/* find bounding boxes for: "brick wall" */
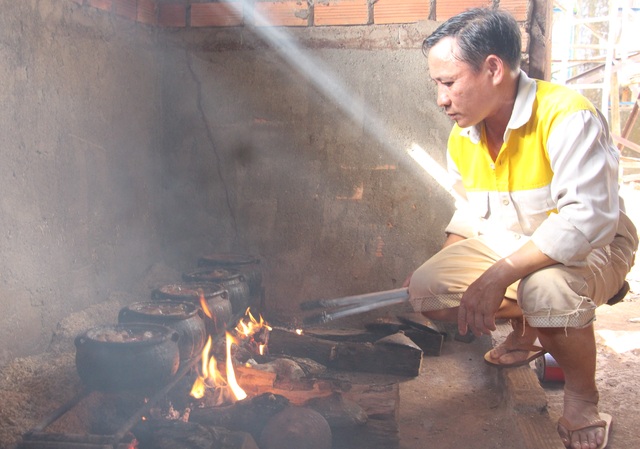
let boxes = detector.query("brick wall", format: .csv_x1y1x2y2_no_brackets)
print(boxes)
68,0,535,66
69,0,531,29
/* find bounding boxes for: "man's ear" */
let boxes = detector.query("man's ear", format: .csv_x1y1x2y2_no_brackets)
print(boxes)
485,55,504,84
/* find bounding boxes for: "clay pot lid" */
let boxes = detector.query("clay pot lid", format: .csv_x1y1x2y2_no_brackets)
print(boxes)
126,300,197,318
154,282,226,299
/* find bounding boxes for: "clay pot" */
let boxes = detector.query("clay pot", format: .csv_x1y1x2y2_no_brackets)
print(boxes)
75,323,180,392
197,253,262,299
118,300,207,362
151,283,233,335
182,268,250,315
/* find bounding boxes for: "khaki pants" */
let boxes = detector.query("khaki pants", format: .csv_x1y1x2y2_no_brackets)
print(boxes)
408,212,638,328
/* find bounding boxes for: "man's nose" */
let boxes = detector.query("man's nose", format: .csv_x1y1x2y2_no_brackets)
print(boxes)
437,88,450,108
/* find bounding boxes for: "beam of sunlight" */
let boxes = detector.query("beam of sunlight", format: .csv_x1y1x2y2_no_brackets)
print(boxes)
226,1,389,145
223,1,454,196
596,329,640,354
407,143,466,204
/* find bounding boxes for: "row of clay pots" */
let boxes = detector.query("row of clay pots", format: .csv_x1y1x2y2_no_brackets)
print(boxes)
75,253,262,393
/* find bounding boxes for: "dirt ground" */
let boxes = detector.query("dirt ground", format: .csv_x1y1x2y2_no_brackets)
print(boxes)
397,332,526,449
396,298,640,449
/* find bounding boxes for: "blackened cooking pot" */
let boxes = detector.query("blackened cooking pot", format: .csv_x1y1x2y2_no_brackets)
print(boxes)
197,253,262,299
182,268,250,315
151,282,233,336
75,323,180,392
118,300,207,362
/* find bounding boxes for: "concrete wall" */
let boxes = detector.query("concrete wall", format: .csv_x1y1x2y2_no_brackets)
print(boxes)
156,25,453,325
0,1,165,364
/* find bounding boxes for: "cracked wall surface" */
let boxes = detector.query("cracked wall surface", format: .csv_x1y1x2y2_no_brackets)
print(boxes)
0,1,165,363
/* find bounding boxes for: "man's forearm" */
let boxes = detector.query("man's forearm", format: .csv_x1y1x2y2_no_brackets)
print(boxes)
487,240,558,288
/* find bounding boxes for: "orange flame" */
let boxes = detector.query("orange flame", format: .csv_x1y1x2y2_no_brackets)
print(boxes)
190,308,270,404
198,289,218,334
236,308,272,355
225,332,247,401
190,337,227,399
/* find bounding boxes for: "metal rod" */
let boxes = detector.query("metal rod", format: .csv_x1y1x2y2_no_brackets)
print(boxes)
300,288,409,311
304,292,410,325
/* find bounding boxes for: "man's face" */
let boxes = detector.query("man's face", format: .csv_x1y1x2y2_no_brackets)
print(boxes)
427,37,494,128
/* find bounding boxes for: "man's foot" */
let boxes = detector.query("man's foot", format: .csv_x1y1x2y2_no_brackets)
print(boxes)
557,389,610,449
484,318,544,367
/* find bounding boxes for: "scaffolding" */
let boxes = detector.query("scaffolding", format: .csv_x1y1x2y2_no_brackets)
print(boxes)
551,0,640,180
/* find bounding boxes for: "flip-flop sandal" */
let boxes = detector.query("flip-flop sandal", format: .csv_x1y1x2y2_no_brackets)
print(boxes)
483,344,546,367
557,413,612,449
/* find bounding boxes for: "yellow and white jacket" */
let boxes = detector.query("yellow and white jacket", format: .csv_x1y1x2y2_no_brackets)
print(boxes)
446,71,623,266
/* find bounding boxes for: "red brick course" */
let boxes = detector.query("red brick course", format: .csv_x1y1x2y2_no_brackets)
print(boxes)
314,0,369,26
254,1,309,27
158,3,186,27
113,0,137,20
436,0,493,21
374,0,430,24
191,2,244,27
137,0,158,25
71,0,532,29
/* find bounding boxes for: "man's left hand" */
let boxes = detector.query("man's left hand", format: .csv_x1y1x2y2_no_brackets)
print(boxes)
458,273,507,337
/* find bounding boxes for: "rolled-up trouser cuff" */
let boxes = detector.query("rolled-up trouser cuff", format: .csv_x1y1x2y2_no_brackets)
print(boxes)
525,307,596,328
410,293,464,312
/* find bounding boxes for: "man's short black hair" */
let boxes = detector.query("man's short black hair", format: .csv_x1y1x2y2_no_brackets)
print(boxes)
423,8,522,72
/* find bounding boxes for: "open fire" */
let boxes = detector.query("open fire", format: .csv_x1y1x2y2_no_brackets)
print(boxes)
10,264,423,449
191,291,272,405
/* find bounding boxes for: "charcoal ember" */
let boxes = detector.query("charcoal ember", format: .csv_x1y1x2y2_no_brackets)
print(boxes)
259,406,332,449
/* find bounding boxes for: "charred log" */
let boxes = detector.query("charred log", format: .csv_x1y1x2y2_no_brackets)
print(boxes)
267,328,422,377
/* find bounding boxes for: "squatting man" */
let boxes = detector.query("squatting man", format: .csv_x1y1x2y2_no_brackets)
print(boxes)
404,8,638,449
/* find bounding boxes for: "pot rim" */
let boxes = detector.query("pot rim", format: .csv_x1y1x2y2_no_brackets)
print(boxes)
123,299,200,319
75,322,179,347
153,282,227,299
